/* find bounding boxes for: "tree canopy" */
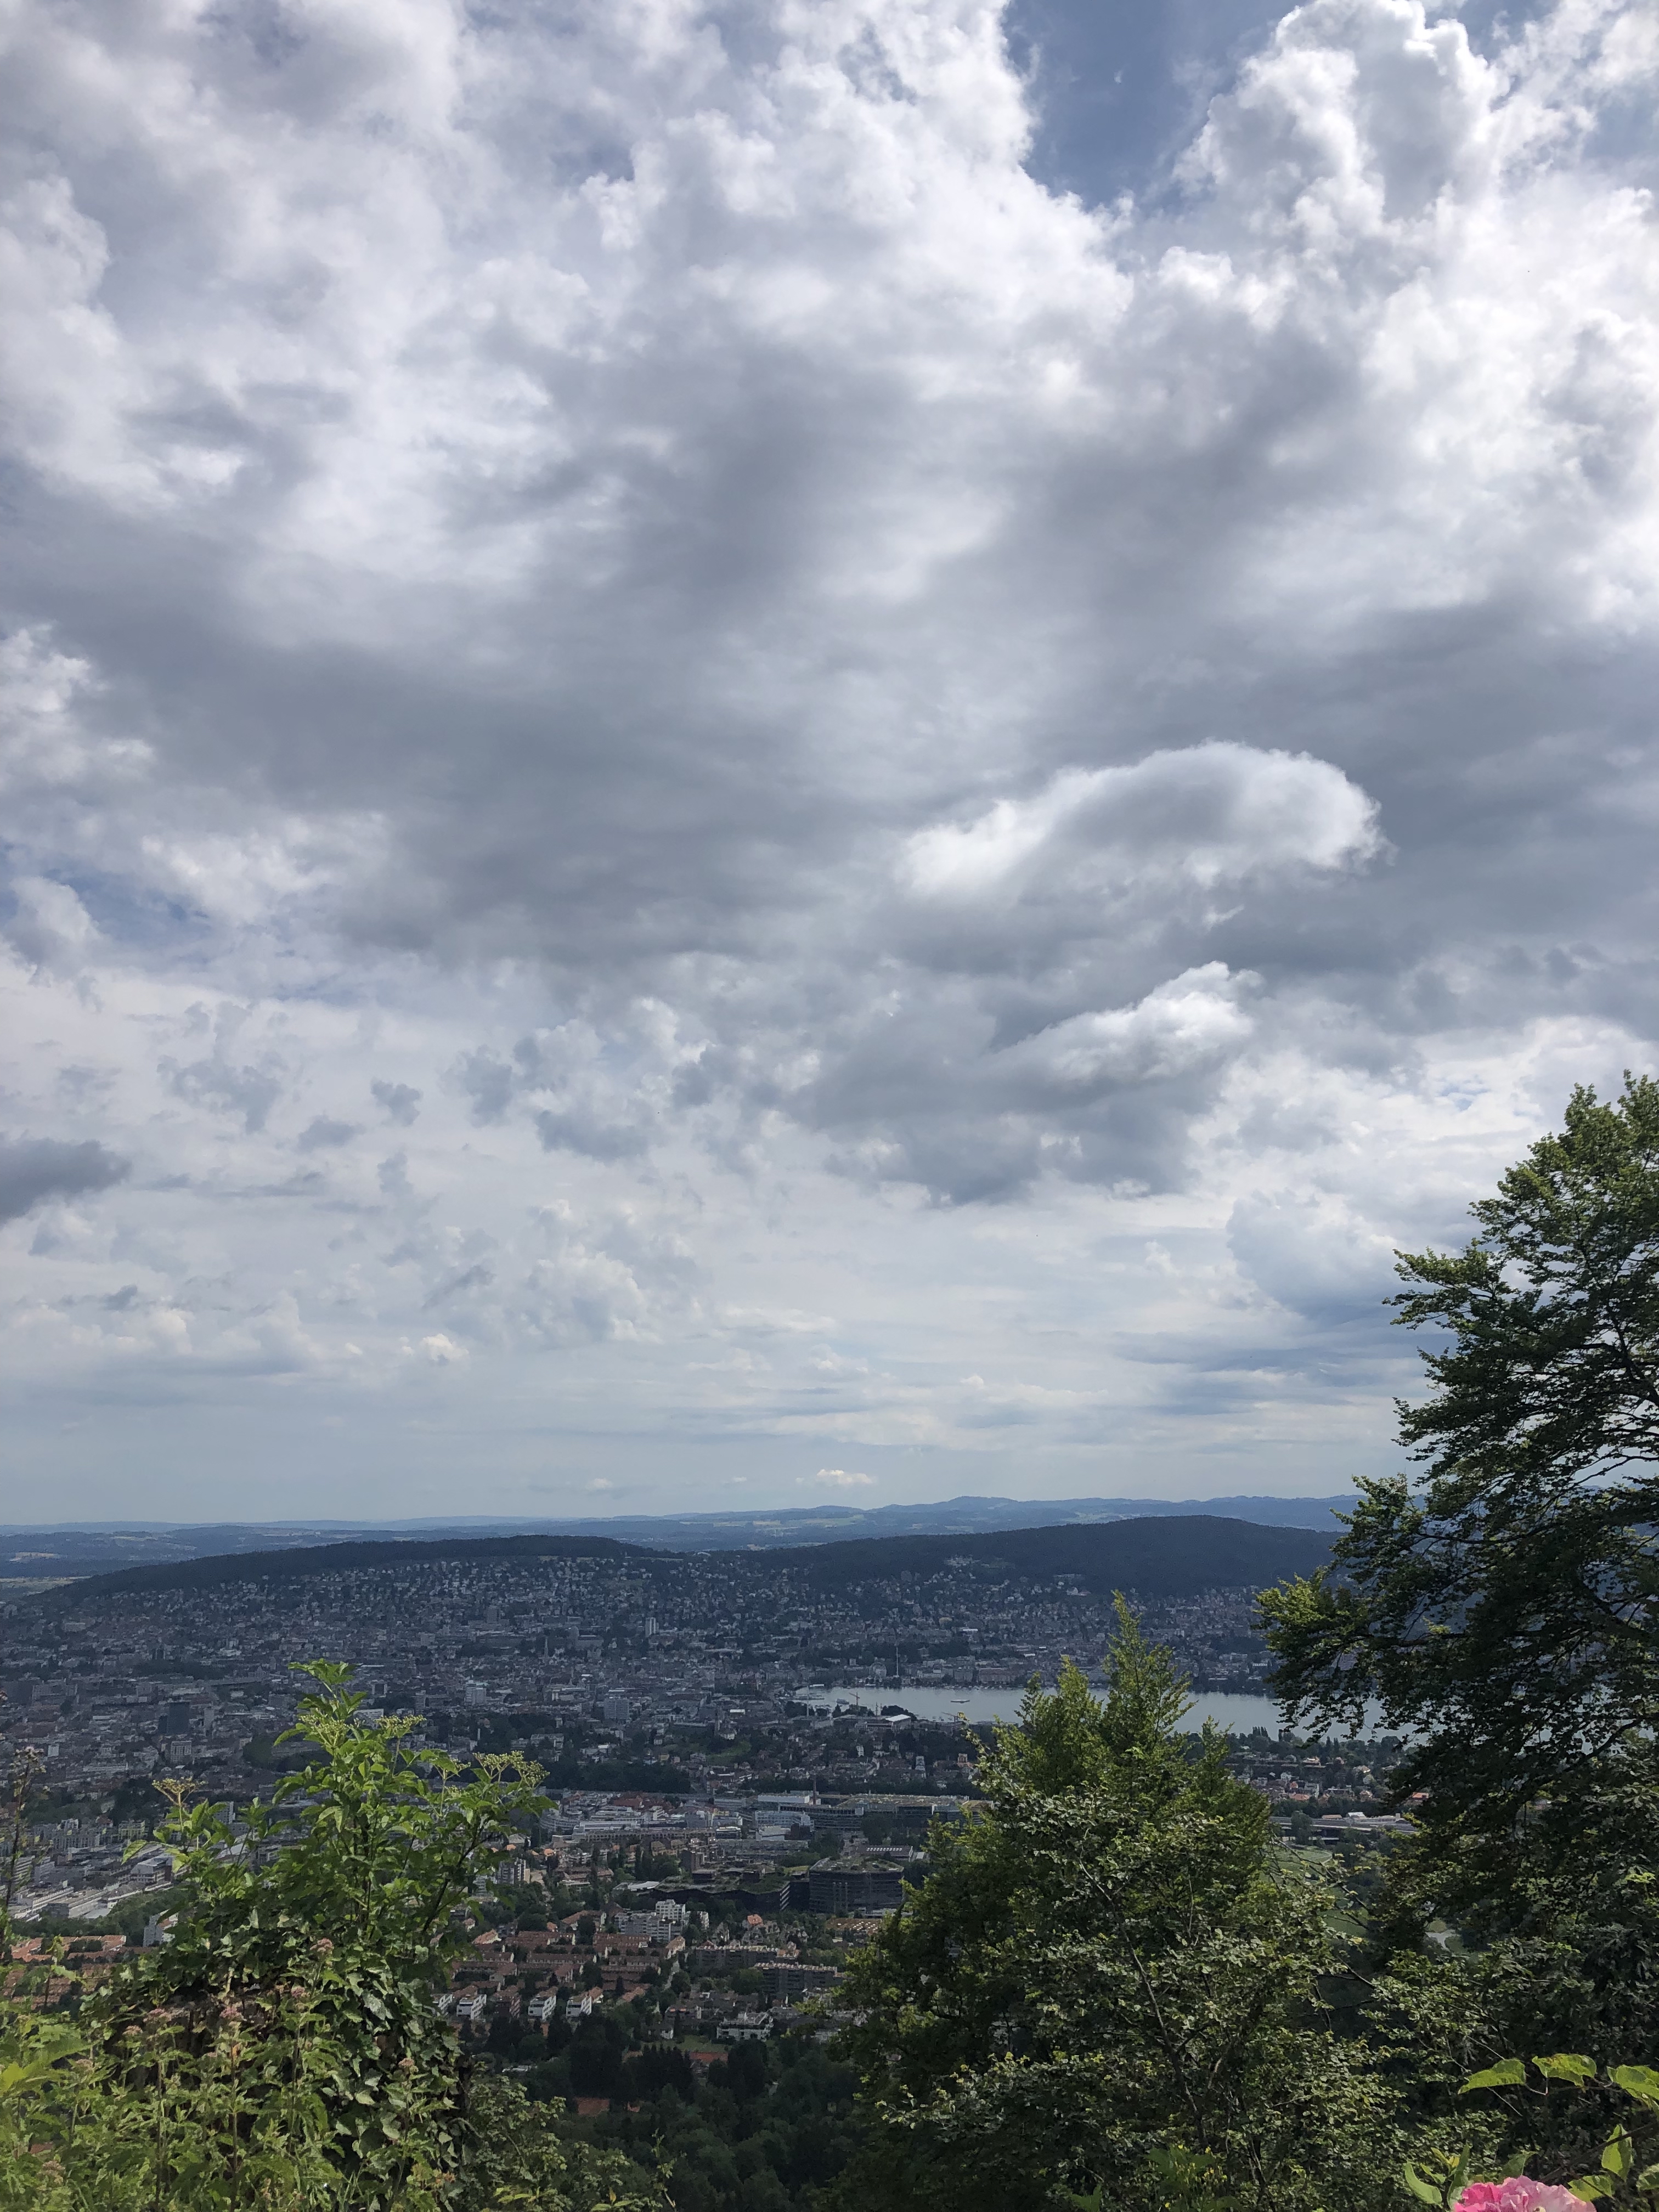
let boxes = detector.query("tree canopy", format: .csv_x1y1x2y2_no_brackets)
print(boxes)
838,1608,1403,2212
1262,1075,1659,2050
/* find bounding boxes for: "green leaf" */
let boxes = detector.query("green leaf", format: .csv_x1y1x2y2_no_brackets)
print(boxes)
1535,2055,1598,2086
1614,2069,1659,2108
1403,2162,1446,2204
1570,2178,1615,2202
1603,2129,1635,2177
1462,2060,1528,2093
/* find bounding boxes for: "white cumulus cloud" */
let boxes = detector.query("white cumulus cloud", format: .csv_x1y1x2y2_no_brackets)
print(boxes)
0,0,1655,1514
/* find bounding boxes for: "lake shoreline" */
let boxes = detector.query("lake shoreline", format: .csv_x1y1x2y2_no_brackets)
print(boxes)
796,1684,1396,1742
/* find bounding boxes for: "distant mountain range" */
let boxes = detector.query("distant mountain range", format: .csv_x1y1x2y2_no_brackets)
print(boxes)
506,1493,1356,1549
0,1491,1352,1583
32,1514,1331,1607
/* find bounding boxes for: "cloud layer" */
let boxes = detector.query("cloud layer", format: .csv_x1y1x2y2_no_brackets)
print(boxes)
2,0,1656,1517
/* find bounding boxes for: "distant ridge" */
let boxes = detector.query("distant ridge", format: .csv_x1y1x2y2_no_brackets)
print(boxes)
0,1491,1353,1581
759,1515,1332,1595
504,1492,1352,1549
32,1534,648,1606
29,1515,1329,1608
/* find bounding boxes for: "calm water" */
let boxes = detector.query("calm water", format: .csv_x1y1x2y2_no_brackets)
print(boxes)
808,1685,1391,1741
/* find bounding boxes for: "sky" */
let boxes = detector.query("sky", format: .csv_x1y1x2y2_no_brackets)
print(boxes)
2,0,1657,1525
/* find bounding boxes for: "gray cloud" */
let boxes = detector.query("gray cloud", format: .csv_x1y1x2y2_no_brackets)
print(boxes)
370,1080,421,1126
1227,1192,1400,1325
0,1137,128,1224
0,0,1655,1513
423,1261,495,1311
534,1109,650,1163
296,1116,360,1152
455,1051,515,1127
3,874,101,981
159,1010,286,1136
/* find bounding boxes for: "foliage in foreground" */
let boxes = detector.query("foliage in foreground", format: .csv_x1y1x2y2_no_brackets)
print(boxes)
836,1611,1424,2212
1414,2055,1659,2210
8,1075,1659,2212
0,1663,667,2211
1263,1076,1659,2082
569,2034,863,2212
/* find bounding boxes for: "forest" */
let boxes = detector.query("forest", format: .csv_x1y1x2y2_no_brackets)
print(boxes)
3,1077,1658,2211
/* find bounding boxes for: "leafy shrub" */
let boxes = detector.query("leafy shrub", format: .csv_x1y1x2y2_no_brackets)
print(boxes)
0,1663,668,2212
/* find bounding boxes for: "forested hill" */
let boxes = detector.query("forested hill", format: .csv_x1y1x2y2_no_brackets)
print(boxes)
0,1493,1350,1584
764,1515,1331,1595
30,1514,1327,1609
31,1532,653,1605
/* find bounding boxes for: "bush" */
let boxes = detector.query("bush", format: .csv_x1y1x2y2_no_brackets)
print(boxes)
0,1663,669,2212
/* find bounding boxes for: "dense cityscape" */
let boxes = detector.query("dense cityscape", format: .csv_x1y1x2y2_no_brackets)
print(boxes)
2,1527,1405,2044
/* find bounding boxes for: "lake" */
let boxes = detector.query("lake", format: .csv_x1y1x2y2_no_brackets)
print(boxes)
804,1685,1393,1741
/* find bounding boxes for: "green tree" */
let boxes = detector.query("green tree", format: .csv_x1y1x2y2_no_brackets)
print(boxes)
0,1664,668,2211
837,1611,1401,2212
1262,1076,1659,2059
97,1660,548,2202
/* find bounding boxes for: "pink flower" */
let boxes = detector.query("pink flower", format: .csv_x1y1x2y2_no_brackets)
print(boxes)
1454,2183,1590,2211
